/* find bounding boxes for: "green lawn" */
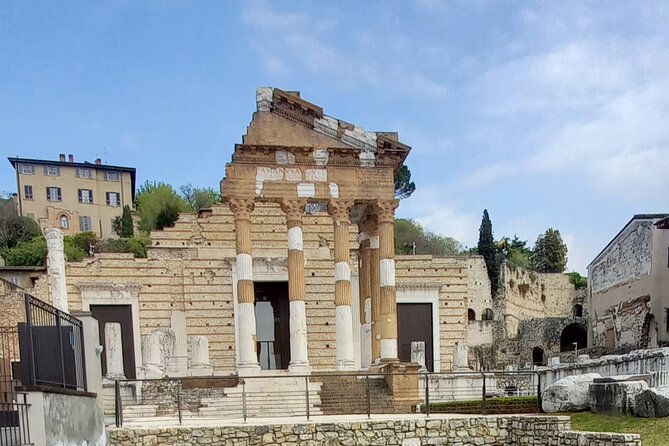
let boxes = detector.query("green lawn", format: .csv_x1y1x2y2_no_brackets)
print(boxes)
570,412,669,446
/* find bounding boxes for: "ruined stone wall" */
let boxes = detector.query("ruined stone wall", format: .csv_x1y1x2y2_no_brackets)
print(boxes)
499,263,580,339
0,278,25,327
463,256,494,346
591,294,654,353
64,203,470,373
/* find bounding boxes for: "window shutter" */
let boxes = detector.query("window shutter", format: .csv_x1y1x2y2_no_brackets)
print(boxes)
106,192,110,205
45,187,49,200
57,188,62,201
78,189,82,201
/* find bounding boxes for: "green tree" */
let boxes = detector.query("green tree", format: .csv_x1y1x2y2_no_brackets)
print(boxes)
533,228,568,273
2,235,85,266
394,218,461,256
120,205,134,237
394,165,416,200
180,184,221,211
135,181,189,232
498,235,533,269
0,214,41,250
477,209,499,294
566,272,587,289
0,193,17,219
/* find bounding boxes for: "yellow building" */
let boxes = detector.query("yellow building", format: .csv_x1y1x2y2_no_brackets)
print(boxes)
8,154,135,238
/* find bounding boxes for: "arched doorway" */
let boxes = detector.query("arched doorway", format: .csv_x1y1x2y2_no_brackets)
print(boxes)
573,304,583,318
532,346,545,365
467,309,476,321
482,308,494,321
560,323,587,352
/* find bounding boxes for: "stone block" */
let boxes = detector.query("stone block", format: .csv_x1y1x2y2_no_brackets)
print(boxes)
589,379,648,415
542,373,601,413
634,386,669,418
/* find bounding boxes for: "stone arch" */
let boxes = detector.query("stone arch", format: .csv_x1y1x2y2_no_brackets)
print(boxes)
467,308,476,321
560,323,587,352
532,346,545,365
572,304,583,318
482,308,494,321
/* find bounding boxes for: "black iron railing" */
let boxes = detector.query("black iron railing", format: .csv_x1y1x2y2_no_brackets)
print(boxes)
20,293,87,392
0,327,31,446
112,370,542,427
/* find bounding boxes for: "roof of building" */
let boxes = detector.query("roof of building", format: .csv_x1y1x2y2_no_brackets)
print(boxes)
588,213,669,267
8,156,136,201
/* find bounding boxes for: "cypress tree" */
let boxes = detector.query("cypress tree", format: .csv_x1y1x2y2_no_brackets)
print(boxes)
477,209,499,295
120,205,134,238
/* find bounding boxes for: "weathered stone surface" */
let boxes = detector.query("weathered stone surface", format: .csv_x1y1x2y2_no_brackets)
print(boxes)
634,386,669,418
589,379,648,415
542,373,601,412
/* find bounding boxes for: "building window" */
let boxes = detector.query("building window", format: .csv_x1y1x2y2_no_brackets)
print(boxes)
26,213,35,220
76,168,92,179
44,165,61,176
79,216,92,232
18,164,35,174
46,187,62,201
105,171,120,182
106,192,120,207
60,215,69,230
467,309,476,321
78,189,94,204
573,304,583,318
482,308,494,321
24,185,33,199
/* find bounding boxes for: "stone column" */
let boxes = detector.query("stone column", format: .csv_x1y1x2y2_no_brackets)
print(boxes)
229,197,261,375
281,199,311,373
358,224,372,369
374,199,399,362
327,199,356,370
45,228,68,313
368,215,382,363
105,322,125,379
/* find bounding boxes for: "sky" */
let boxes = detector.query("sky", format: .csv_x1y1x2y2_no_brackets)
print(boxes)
1,1,668,274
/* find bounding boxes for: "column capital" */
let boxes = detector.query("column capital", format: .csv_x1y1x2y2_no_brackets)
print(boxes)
327,199,354,223
361,213,379,236
228,197,255,221
373,199,399,224
280,199,307,222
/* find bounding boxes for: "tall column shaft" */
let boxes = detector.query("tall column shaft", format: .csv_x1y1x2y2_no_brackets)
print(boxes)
229,198,260,374
374,200,400,362
369,222,381,362
282,199,310,373
358,235,372,369
328,199,355,371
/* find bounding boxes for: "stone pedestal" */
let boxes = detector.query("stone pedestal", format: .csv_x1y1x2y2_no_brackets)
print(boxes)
383,362,421,403
411,341,427,371
452,342,471,372
189,336,213,376
104,322,125,379
140,332,164,378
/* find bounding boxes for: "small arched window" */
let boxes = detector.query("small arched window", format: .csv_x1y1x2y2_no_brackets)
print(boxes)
482,308,494,321
532,346,545,365
467,309,476,321
59,215,69,230
573,304,583,318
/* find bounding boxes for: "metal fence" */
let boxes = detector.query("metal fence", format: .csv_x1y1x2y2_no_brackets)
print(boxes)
112,370,542,427
0,328,31,446
20,293,87,392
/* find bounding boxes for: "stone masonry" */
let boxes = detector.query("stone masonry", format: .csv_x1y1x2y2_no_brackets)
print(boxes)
108,415,640,446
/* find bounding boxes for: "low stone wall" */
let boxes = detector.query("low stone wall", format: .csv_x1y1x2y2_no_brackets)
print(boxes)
539,347,669,388
108,415,640,446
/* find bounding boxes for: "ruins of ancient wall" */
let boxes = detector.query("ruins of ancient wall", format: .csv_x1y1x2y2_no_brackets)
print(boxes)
65,203,470,373
590,294,654,353
0,278,25,328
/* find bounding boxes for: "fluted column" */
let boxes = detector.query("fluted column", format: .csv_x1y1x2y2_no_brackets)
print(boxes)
327,199,356,370
368,215,381,363
229,197,261,375
358,218,374,369
281,199,311,373
374,199,400,362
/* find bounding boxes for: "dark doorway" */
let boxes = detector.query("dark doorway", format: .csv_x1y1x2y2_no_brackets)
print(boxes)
90,305,136,379
254,281,290,370
532,346,545,365
573,304,583,318
560,323,587,352
467,309,476,321
398,303,434,372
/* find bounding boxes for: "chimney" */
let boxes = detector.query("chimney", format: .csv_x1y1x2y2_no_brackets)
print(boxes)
59,154,65,162
95,158,102,165
68,154,74,162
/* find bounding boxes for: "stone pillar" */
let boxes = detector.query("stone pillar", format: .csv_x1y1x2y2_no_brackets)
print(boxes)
105,322,125,379
453,341,471,371
190,336,213,376
358,224,372,369
141,332,164,378
229,197,261,375
45,228,68,312
374,199,399,362
281,199,311,374
368,215,381,363
327,199,356,371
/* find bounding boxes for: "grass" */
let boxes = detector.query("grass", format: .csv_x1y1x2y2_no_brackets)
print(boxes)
570,412,669,446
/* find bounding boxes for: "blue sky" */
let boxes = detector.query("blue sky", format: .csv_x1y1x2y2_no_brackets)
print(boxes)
1,1,668,273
